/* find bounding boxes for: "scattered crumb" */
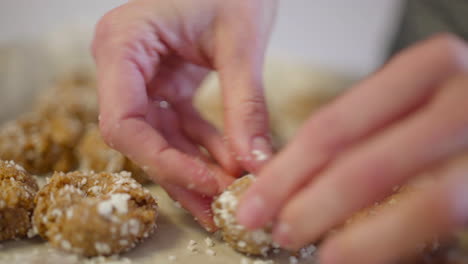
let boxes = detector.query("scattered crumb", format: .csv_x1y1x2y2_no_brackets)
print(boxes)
289,256,298,264
205,249,216,256
187,240,198,252
205,237,215,247
241,258,250,264
252,149,268,161
174,201,182,209
168,255,177,261
252,260,274,264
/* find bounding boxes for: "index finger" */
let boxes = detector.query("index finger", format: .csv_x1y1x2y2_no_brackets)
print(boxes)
93,16,231,196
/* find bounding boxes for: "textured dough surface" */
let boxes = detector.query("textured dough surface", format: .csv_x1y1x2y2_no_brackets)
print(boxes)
76,124,150,184
213,175,276,256
0,113,82,174
33,171,158,256
0,160,38,241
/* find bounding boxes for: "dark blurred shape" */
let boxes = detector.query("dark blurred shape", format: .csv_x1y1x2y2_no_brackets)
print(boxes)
388,0,468,58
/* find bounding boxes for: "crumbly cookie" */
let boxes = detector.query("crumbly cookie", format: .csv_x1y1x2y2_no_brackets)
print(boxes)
76,124,151,184
212,175,276,256
0,113,82,174
33,171,158,256
0,160,39,241
35,72,98,124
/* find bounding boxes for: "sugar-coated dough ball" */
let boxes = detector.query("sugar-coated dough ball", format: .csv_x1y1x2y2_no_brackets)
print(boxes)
212,175,276,256
0,113,82,174
0,160,38,241
33,171,158,256
35,72,98,124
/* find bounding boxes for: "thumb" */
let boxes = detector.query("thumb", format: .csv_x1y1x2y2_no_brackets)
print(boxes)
214,0,276,173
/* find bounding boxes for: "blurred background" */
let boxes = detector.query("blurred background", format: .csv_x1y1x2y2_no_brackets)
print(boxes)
0,0,402,75
0,0,403,125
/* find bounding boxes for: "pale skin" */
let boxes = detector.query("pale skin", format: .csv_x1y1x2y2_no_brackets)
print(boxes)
92,0,468,263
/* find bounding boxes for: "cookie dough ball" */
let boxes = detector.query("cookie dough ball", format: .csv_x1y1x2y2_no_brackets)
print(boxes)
76,124,151,184
0,160,39,241
0,113,82,174
212,175,275,256
33,171,158,256
35,72,98,124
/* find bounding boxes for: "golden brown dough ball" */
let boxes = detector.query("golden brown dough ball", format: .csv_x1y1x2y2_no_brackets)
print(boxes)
33,171,158,256
212,175,276,256
0,160,39,241
76,124,151,184
35,72,98,124
0,113,82,174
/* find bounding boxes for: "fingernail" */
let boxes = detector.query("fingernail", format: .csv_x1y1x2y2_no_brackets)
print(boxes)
251,136,272,162
236,194,265,229
273,222,292,247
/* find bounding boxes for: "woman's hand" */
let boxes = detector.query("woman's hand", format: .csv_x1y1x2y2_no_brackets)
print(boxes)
237,34,468,263
92,0,277,230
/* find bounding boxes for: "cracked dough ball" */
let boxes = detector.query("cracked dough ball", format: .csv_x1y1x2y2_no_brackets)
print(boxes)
0,113,82,174
33,171,158,256
76,124,151,184
212,175,276,256
0,160,38,241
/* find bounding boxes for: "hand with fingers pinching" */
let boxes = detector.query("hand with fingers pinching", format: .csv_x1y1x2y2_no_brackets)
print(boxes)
237,34,468,264
92,0,277,230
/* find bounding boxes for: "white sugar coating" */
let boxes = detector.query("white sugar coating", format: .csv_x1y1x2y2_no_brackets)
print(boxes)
34,170,158,257
252,260,274,264
97,193,131,217
289,256,298,264
66,208,74,219
159,100,170,109
299,244,316,259
205,249,216,256
251,230,272,244
205,237,215,247
121,222,129,236
251,150,268,161
213,175,273,254
128,219,140,235
4,160,26,172
61,240,72,251
51,209,63,218
95,242,111,254
27,227,38,238
83,256,132,264
187,240,198,252
168,255,177,261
